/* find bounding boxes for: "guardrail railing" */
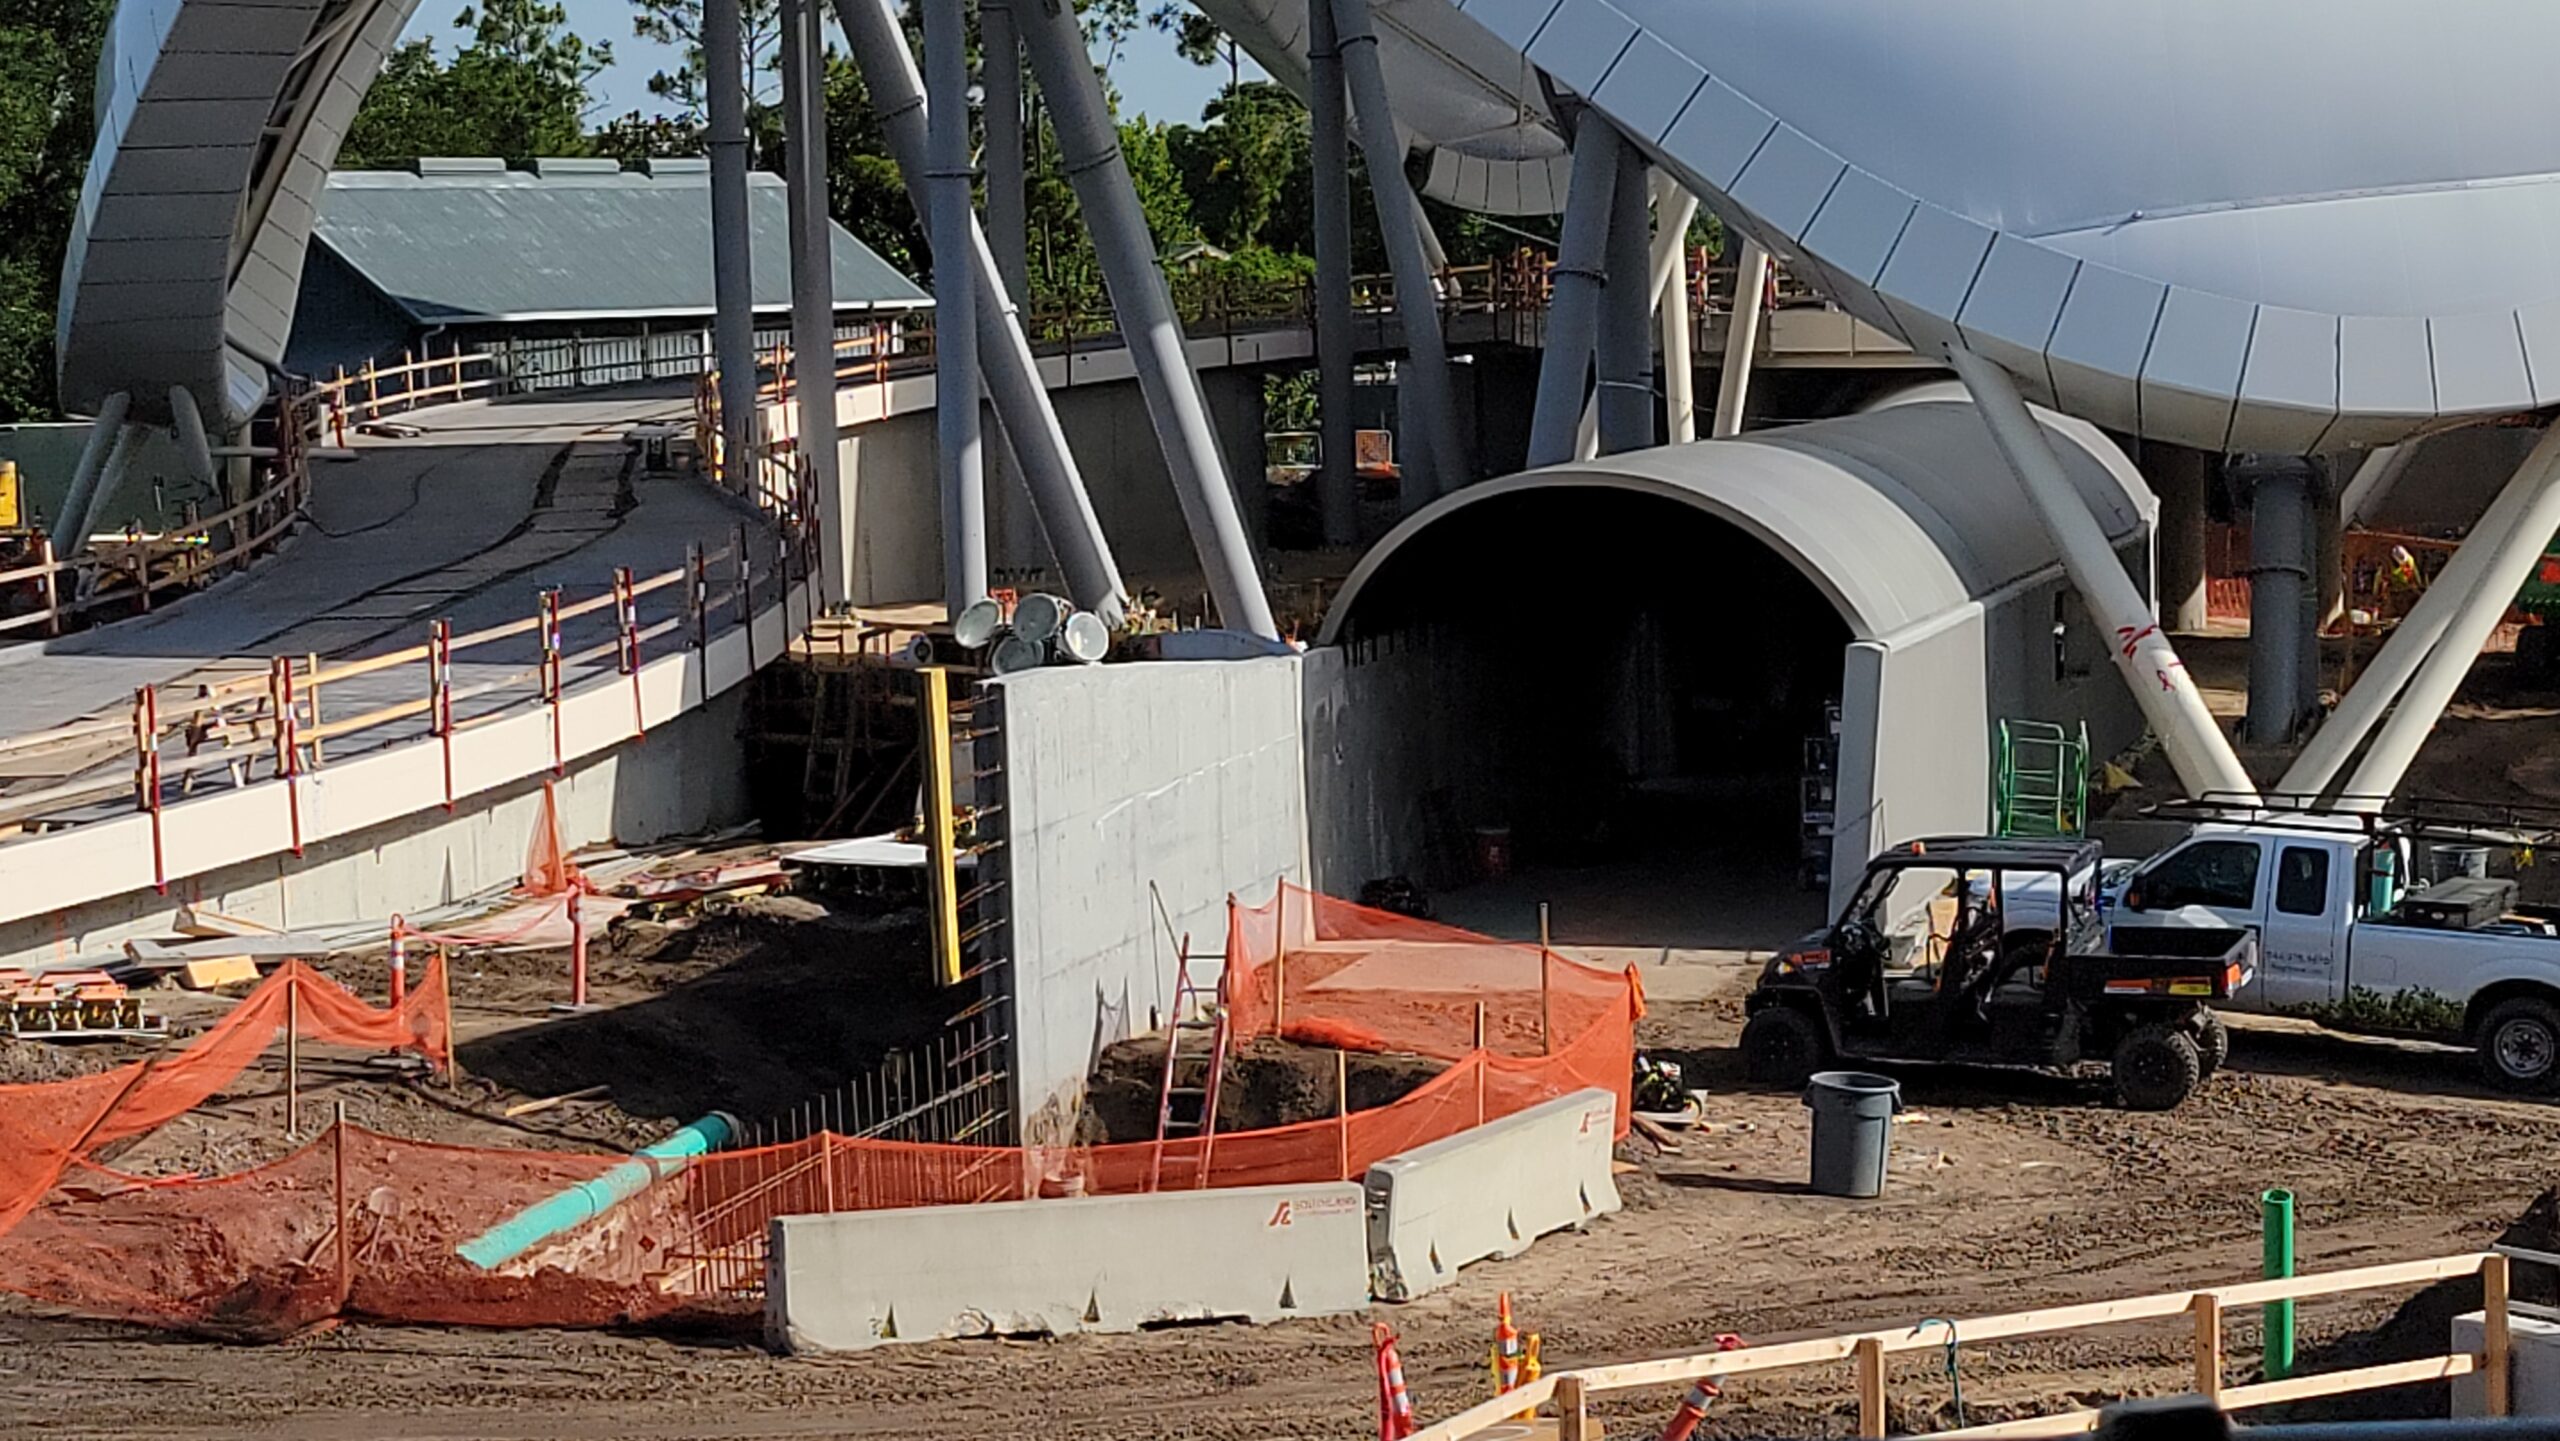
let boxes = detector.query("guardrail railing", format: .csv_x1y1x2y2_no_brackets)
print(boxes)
1417,1252,2514,1441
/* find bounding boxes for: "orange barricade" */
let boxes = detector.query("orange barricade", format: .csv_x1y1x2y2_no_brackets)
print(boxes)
0,884,1637,1336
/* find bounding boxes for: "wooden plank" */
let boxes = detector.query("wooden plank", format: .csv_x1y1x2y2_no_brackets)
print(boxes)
1855,1336,1885,1440
1407,1378,1561,1441
2209,1253,2487,1308
2192,1292,2222,1401
1878,1293,2198,1354
2218,1353,2476,1410
2485,1252,2511,1418
1914,1410,2101,1441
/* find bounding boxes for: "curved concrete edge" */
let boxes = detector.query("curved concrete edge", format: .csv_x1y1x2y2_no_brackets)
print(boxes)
0,581,811,929
1365,1088,1621,1302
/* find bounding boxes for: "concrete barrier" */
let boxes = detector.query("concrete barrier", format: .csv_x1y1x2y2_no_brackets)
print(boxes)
766,1181,1369,1352
1365,1087,1621,1302
2454,1309,2560,1416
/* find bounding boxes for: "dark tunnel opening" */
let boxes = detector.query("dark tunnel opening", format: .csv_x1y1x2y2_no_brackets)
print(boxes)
1332,486,1852,947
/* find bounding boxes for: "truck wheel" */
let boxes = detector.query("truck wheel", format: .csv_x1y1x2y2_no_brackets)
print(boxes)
2112,1024,2202,1111
1742,1006,1829,1088
2475,996,2560,1094
2192,1012,2230,1078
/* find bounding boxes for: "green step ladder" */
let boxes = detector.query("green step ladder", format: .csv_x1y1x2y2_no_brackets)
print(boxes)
1994,719,2089,838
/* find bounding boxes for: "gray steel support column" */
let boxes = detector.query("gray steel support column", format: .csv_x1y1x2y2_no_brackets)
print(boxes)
781,0,845,605
1596,145,1653,454
1332,0,1464,507
2342,442,2416,527
1528,117,1620,468
1949,346,2257,801
49,389,128,555
705,0,757,500
832,0,1128,625
979,0,1029,306
2242,459,2311,744
2344,424,2560,806
1712,239,1770,438
925,0,987,614
1015,0,1274,637
72,423,141,594
2152,446,2211,633
169,384,214,489
1654,174,1699,445
1306,0,1357,546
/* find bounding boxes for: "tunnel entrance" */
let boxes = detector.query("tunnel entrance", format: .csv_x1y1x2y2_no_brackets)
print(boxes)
1328,487,1849,949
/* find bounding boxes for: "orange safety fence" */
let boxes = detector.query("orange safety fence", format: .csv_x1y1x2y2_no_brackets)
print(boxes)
0,884,1639,1336
0,957,450,1237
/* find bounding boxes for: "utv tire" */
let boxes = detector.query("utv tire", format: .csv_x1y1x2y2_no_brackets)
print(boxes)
2475,996,2560,1094
2112,1024,2202,1111
2192,1011,2231,1079
1741,1006,1830,1088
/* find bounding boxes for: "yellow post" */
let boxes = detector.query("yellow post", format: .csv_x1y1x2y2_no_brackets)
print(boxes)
2484,1252,2512,1417
0,460,19,529
920,667,962,987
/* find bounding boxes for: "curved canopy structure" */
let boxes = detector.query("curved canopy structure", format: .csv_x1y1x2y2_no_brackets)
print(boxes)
59,0,428,424
1322,398,2152,645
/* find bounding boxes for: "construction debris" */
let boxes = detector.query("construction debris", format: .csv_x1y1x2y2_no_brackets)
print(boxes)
1,970,165,1038
177,956,260,990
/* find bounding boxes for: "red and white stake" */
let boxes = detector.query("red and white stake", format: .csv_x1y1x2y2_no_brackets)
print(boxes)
388,915,408,1006
567,888,589,1008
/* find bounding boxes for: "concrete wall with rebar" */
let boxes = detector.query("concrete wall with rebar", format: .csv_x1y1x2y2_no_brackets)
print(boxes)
986,656,1311,1146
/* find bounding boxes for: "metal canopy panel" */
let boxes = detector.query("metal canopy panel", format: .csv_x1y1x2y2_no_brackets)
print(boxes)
1321,399,2149,646
312,169,929,325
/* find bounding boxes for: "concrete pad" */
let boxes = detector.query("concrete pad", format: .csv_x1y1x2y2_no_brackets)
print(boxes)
1365,1088,1622,1302
2453,1309,2560,1416
766,1181,1370,1353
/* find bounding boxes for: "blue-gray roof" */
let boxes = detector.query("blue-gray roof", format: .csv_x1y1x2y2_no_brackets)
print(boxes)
314,158,929,325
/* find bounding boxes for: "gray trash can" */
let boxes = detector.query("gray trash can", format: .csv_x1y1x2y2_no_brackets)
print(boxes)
1804,1070,1901,1198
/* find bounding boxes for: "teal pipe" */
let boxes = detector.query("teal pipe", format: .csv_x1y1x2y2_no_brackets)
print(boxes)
2263,1188,2297,1381
458,1112,737,1271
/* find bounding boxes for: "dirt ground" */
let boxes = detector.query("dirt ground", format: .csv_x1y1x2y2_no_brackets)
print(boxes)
1082,1033,1447,1142
5,946,2553,1441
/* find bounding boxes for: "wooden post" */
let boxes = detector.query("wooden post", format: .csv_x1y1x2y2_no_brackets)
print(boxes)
2192,1291,2223,1400
1336,1049,1351,1180
285,972,300,1138
1538,900,1554,1055
1854,1336,1886,1440
333,1100,351,1310
2484,1252,2512,1417
305,653,323,766
1555,1375,1589,1441
34,536,59,637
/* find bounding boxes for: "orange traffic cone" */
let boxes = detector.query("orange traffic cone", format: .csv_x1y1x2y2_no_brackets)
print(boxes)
1375,1323,1417,1441
1495,1292,1525,1394
1656,1333,1748,1441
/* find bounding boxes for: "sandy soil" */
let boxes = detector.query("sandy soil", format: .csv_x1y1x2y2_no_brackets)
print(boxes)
4,949,2551,1441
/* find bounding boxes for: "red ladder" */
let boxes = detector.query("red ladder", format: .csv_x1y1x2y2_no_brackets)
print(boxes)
1148,931,1231,1191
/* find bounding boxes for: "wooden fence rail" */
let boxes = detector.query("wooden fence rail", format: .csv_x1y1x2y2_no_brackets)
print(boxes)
1421,1252,2511,1441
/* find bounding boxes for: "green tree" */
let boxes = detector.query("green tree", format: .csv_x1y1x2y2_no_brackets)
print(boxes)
1166,80,1304,251
627,0,781,121
340,0,610,167
0,0,111,421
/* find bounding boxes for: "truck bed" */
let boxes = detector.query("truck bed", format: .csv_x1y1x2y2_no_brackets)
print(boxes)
2052,928,2256,1002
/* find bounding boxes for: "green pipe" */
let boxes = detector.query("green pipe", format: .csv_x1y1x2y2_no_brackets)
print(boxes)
458,1112,737,1271
2263,1188,2297,1381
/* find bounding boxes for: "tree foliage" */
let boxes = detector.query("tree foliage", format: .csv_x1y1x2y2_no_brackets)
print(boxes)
0,0,110,421
339,0,610,167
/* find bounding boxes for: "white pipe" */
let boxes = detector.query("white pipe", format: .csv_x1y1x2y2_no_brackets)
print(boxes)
924,0,987,615
1949,347,2257,801
2343,424,2560,807
1529,119,1621,468
49,391,128,556
169,384,215,488
1018,0,1275,636
978,0,1029,307
705,0,757,505
1654,175,1700,445
1576,176,1701,450
780,0,843,603
2341,442,2418,528
1712,240,1770,439
2278,433,2554,797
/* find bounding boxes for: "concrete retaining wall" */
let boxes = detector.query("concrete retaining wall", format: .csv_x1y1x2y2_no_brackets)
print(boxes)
766,1180,1368,1352
989,655,1310,1145
1364,1088,1622,1302
2453,1309,2560,1416
0,685,750,969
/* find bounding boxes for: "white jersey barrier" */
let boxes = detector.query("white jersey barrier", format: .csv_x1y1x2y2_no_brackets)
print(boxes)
765,1180,1369,1352
1364,1087,1623,1302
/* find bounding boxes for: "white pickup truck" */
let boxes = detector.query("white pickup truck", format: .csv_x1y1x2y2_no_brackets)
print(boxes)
2109,819,2560,1091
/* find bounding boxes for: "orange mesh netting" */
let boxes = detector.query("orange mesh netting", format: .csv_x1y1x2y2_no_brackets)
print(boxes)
0,883,1638,1336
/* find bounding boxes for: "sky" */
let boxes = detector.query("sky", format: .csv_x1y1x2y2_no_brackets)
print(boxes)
396,0,1262,128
